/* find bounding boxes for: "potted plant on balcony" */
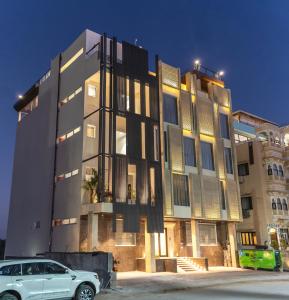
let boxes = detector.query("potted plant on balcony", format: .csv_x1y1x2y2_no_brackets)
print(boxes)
83,168,99,203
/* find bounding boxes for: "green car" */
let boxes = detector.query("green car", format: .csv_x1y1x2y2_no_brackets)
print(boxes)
239,249,282,271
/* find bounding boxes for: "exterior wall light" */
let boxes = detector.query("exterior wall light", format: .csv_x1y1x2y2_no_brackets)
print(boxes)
18,94,23,99
194,59,201,70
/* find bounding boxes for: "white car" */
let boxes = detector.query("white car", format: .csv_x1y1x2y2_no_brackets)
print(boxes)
0,259,100,300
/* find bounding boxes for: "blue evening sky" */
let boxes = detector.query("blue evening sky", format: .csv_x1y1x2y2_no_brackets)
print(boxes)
1,0,289,238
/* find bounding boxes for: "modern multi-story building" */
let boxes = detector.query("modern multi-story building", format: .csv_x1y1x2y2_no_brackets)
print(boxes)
234,110,289,249
6,30,242,272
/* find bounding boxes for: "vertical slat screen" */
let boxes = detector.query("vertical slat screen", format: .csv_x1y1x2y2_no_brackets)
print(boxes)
168,125,184,173
202,176,221,219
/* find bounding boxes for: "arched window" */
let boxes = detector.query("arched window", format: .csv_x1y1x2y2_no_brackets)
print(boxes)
277,198,282,210
282,199,288,211
268,165,273,176
272,199,277,210
273,164,278,176
278,165,284,177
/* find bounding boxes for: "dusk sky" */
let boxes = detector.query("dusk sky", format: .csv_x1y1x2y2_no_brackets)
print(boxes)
1,0,289,239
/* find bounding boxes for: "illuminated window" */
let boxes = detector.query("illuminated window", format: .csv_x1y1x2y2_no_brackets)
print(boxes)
150,167,156,206
153,125,159,161
115,219,136,246
52,218,77,227
126,77,130,111
241,232,257,246
134,80,141,114
88,84,97,97
87,124,96,138
60,86,82,106
57,126,81,144
172,174,189,206
145,83,150,117
55,169,79,182
128,164,136,205
116,116,126,155
141,122,146,159
106,72,110,107
60,48,84,73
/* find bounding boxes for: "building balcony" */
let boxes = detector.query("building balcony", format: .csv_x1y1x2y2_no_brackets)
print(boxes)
81,202,113,215
262,142,283,159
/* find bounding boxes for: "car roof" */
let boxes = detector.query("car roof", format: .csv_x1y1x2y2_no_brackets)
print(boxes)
0,259,63,267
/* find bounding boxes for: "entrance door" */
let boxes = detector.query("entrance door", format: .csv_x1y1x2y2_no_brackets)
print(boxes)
155,229,168,257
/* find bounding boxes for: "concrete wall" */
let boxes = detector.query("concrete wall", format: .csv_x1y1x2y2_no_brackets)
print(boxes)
5,57,60,257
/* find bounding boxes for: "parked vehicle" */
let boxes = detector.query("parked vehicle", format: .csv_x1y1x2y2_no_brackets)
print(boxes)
0,259,100,300
239,249,282,271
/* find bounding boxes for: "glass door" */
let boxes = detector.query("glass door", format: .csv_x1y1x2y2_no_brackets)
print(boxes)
154,229,168,257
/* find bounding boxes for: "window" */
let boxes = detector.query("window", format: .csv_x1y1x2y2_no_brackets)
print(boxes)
116,116,126,155
126,77,130,111
0,264,21,276
56,169,79,182
172,174,190,206
277,198,282,210
134,80,141,114
220,181,226,210
88,84,97,97
241,232,257,246
248,142,254,164
153,125,160,161
44,263,67,274
283,199,288,211
87,124,96,138
56,126,81,144
268,165,273,176
128,164,136,205
164,132,168,162
273,164,278,176
199,224,217,245
145,84,150,117
220,113,230,139
52,218,77,226
185,222,192,245
224,147,233,174
279,165,284,177
201,141,214,171
238,163,249,176
241,196,253,210
60,86,82,106
272,199,277,210
163,93,178,124
115,219,136,246
18,96,39,122
184,137,196,167
60,48,84,73
141,122,146,159
22,263,44,276
150,167,156,206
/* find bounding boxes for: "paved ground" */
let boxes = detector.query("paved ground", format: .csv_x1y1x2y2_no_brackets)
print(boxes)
98,267,289,299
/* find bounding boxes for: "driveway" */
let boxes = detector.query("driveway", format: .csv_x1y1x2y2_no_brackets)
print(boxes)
97,267,289,300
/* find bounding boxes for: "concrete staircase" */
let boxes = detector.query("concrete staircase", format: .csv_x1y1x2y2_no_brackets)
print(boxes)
177,257,198,272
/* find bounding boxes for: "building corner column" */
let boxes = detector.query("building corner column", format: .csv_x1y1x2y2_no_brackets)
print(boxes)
88,213,99,251
144,220,156,273
191,219,200,257
228,222,238,267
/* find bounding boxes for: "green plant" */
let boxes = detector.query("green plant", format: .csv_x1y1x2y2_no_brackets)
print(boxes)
270,239,279,250
82,168,99,203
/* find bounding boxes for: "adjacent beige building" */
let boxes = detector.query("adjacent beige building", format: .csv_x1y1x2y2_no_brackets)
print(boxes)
234,111,289,249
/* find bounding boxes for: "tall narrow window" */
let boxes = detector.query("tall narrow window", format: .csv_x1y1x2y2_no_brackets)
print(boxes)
224,147,233,174
116,116,126,155
126,77,130,111
128,164,136,205
106,72,110,107
145,84,150,117
238,163,249,176
141,122,146,159
163,93,178,124
184,137,196,167
201,141,214,171
278,165,284,177
277,198,282,210
87,124,96,138
150,167,156,206
173,174,190,206
273,164,278,176
134,80,141,114
88,84,97,97
220,113,230,139
164,132,168,162
153,125,160,161
220,181,226,210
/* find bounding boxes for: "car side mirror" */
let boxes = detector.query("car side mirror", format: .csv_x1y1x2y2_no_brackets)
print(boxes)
65,269,69,274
